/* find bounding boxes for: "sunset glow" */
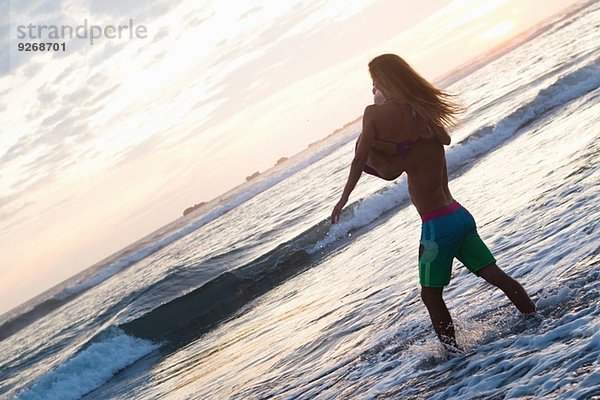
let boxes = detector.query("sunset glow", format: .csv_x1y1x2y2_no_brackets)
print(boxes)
0,0,581,314
478,20,517,42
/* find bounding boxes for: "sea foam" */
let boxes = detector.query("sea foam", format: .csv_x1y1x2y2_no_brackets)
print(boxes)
14,328,158,400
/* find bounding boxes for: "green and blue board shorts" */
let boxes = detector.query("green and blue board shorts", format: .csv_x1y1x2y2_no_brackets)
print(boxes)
419,201,496,287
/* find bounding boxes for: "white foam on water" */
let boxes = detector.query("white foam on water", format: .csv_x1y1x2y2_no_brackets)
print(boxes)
536,286,573,309
310,57,600,254
13,329,159,400
52,127,362,304
309,182,409,254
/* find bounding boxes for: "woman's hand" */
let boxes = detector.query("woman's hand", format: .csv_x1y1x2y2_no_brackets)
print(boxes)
331,197,348,224
373,89,385,105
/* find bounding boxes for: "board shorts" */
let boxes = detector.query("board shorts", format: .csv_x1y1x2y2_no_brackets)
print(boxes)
418,201,496,287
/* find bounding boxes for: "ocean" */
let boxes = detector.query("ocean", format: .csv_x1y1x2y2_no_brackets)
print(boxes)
1,2,599,399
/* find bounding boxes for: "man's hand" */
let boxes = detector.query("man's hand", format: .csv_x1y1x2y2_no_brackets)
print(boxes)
331,197,348,224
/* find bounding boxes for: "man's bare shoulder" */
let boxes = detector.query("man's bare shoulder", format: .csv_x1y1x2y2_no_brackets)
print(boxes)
373,101,412,118
363,104,377,115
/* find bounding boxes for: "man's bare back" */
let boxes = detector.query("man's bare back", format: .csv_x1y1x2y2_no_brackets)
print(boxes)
365,102,455,215
402,137,455,215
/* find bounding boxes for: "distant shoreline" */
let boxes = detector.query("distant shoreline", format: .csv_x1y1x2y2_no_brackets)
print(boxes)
182,115,362,216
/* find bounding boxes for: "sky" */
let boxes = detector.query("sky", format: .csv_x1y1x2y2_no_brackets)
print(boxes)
0,0,581,314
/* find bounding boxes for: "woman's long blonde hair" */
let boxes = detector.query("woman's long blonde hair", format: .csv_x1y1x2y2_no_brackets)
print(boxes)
368,54,464,130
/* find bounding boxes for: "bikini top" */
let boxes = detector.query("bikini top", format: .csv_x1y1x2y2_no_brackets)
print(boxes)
370,107,417,157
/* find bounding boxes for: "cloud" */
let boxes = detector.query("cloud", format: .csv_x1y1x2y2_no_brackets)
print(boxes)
20,146,73,180
8,0,52,15
1,140,30,164
169,3,337,145
23,141,79,173
23,61,45,77
52,63,73,85
87,82,120,104
30,1,62,17
4,44,34,76
0,0,7,18
186,99,228,134
150,0,190,17
64,86,95,104
0,193,22,210
53,117,92,138
5,100,98,169
87,0,187,23
87,0,153,21
30,91,105,128
0,190,77,236
153,26,169,41
109,130,169,168
0,144,76,224
194,0,446,140
0,21,9,45
153,50,167,62
88,40,129,66
207,1,324,71
0,20,9,75
5,1,70,73
88,71,109,86
0,115,94,218
0,199,36,235
184,10,214,28
50,36,94,60
37,85,58,104
39,108,66,127
238,6,262,21
0,45,9,76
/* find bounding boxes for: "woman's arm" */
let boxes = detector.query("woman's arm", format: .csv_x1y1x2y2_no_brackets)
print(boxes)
331,106,377,223
432,125,451,145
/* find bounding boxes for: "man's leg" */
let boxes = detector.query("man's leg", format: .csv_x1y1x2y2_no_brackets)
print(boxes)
478,264,536,314
420,286,459,349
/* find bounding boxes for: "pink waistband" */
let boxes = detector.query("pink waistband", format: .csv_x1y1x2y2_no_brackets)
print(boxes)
420,201,461,222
